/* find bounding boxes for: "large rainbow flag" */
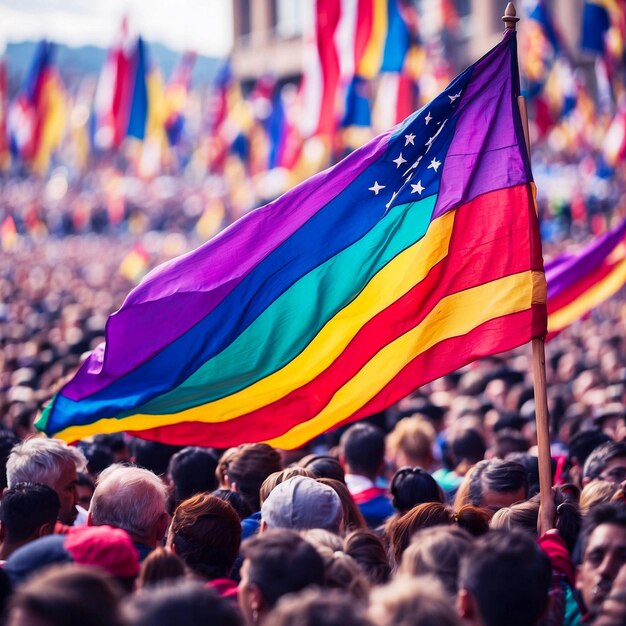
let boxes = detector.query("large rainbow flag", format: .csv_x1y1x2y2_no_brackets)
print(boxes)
37,30,547,449
547,218,626,340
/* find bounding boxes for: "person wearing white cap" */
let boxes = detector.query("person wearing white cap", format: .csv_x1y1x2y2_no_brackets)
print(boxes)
260,476,342,534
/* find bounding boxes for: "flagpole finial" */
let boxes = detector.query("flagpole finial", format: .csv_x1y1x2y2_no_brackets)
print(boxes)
502,3,519,31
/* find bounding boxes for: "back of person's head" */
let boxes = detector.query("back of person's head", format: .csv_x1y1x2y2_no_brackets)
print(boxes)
317,477,367,532
224,443,282,512
259,467,315,505
448,427,486,467
169,493,241,580
129,439,183,477
340,423,386,478
240,530,325,611
400,526,473,595
167,446,219,509
316,547,370,600
492,429,530,459
468,459,529,509
490,499,539,536
566,430,611,484
300,528,344,553
0,482,59,545
6,437,86,488
267,588,373,626
389,503,488,568
580,480,619,513
89,464,168,543
211,488,254,520
344,529,391,585
458,529,551,626
386,417,436,470
368,575,463,626
299,455,346,483
390,467,443,514
123,580,242,626
261,476,343,533
80,443,114,476
137,547,187,589
388,503,454,567
583,441,626,484
7,564,123,626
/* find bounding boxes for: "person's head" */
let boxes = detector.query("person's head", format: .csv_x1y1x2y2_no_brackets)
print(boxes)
137,547,187,589
123,579,242,626
299,455,346,483
343,529,391,585
490,498,539,536
580,480,620,514
259,467,315,505
261,476,342,534
6,437,87,525
386,417,436,472
399,526,473,596
238,529,325,625
467,459,529,513
129,438,183,477
566,429,611,488
388,503,487,567
446,427,486,470
0,483,59,557
168,493,241,581
458,530,551,626
576,503,626,615
6,564,123,626
4,524,140,591
340,423,386,480
88,464,169,548
167,446,219,513
368,575,463,626
316,547,370,600
583,442,626,486
267,588,373,626
316,477,367,532
211,488,254,520
223,444,282,513
390,467,444,514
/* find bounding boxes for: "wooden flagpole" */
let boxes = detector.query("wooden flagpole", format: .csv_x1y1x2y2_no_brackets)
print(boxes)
502,3,554,532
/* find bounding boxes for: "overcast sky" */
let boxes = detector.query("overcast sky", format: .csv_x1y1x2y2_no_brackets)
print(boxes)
0,0,233,57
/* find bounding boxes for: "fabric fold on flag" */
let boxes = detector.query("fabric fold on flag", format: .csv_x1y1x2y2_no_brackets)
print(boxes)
37,30,547,448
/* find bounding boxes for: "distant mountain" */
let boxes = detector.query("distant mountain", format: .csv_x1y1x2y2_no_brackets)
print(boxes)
5,40,222,95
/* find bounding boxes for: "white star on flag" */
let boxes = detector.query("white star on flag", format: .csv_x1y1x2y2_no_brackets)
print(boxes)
424,111,432,125
449,91,462,103
428,158,441,172
386,191,398,210
369,181,386,195
411,181,425,195
425,135,436,149
393,153,407,168
404,133,415,146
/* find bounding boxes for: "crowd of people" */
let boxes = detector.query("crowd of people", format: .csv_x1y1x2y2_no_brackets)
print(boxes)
0,325,623,625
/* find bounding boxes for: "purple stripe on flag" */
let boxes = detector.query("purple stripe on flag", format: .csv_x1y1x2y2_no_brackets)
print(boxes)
73,130,393,388
546,218,626,299
434,32,529,218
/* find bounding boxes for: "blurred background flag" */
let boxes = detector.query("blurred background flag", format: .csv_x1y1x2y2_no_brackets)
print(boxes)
547,218,626,339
